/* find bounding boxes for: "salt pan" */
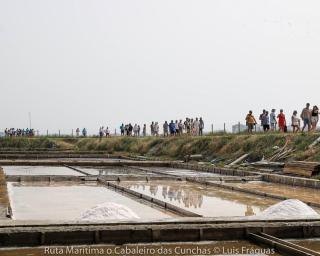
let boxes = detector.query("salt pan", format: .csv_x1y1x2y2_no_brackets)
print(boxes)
79,202,140,221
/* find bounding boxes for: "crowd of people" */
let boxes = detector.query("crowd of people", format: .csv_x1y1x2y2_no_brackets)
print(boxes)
245,103,319,133
118,118,205,137
4,128,35,137
4,106,319,138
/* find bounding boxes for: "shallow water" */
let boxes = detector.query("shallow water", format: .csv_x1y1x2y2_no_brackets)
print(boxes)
226,181,320,205
0,240,281,256
8,182,173,221
3,166,82,176
290,239,320,252
142,167,224,178
75,167,156,176
52,158,124,161
118,180,278,217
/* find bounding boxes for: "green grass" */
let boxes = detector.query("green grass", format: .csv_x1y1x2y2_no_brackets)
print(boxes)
0,133,319,162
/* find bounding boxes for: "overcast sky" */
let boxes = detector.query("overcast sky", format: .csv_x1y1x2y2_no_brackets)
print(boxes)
1,0,319,134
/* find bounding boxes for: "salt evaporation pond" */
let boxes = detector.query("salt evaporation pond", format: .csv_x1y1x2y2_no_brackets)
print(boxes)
74,166,156,176
118,180,278,217
226,181,320,205
7,182,173,221
290,238,320,252
3,166,81,176
141,167,225,178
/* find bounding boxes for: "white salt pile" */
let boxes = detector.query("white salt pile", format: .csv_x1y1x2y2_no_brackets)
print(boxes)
258,199,319,218
79,202,140,221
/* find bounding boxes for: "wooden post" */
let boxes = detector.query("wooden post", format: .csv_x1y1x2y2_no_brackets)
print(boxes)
59,130,60,137
211,124,213,134
224,123,226,133
238,122,241,134
46,130,48,137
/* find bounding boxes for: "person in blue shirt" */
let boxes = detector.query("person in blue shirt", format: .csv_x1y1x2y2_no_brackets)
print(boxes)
82,128,87,137
169,120,176,136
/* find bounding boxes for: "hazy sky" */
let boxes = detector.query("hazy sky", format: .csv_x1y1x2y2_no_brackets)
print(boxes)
1,0,319,134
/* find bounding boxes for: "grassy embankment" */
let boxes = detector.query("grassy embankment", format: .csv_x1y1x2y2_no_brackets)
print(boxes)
0,133,319,163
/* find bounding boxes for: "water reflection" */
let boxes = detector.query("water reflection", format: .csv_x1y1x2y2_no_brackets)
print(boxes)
228,181,320,205
76,167,154,176
145,167,222,177
121,181,277,217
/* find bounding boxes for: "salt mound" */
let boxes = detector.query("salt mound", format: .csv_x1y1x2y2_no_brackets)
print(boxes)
258,199,319,218
79,202,140,221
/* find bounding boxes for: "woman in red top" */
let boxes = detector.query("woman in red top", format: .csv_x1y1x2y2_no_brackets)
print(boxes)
277,109,286,132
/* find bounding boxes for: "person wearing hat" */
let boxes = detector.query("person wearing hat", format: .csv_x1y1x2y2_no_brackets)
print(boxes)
245,111,257,133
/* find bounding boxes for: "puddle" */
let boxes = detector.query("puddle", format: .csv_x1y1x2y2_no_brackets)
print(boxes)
3,166,82,176
141,167,224,178
226,181,320,205
7,182,173,221
0,240,281,256
118,180,278,217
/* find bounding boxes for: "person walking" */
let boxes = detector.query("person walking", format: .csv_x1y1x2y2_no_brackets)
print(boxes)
190,118,195,135
277,109,286,132
311,105,319,131
99,126,104,140
125,124,129,136
120,124,125,136
178,120,184,135
128,123,133,136
163,121,169,137
199,117,204,136
169,120,176,136
245,111,257,133
262,111,270,132
105,127,110,137
259,109,266,126
142,124,147,136
270,109,277,131
174,120,179,135
301,103,311,132
194,118,200,136
291,110,300,133
154,122,159,136
150,122,155,136
138,125,141,136
133,124,138,136
82,128,87,137
185,118,191,135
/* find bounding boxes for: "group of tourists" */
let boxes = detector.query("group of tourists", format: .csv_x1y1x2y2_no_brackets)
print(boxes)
4,128,35,137
161,118,205,136
119,124,142,137
245,103,319,133
119,117,205,137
